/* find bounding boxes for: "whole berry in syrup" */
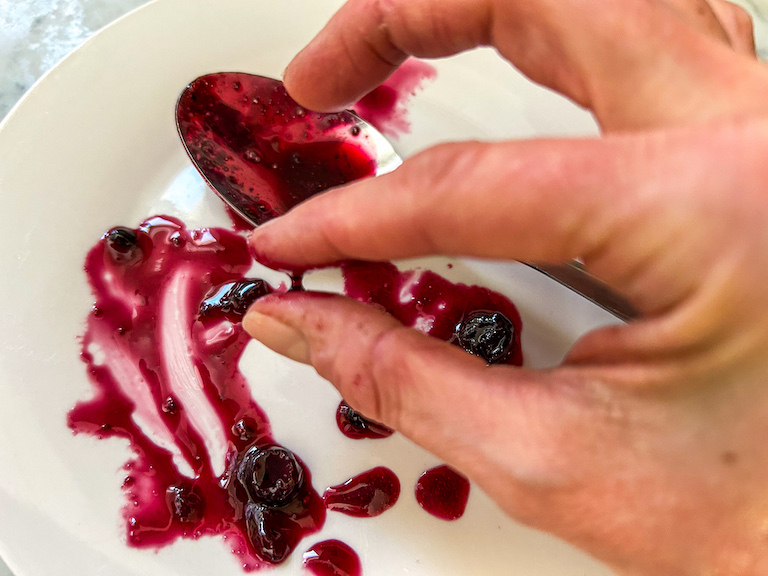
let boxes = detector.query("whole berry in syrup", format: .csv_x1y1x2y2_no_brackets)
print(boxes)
244,502,296,564
454,310,516,364
200,279,271,321
336,401,394,440
237,445,304,505
104,227,143,263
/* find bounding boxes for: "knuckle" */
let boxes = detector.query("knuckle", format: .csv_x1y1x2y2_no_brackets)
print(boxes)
729,2,754,30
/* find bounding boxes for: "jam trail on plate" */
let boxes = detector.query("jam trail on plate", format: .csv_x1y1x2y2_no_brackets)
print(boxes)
335,400,395,440
342,261,523,366
69,216,324,569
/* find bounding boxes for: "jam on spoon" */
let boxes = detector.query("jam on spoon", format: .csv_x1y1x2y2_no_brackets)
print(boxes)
176,72,400,227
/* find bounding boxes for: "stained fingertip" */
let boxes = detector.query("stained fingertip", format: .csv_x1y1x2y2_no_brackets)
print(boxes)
243,308,311,364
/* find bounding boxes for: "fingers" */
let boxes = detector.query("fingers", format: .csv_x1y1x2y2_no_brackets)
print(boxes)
284,0,768,130
250,139,610,262
251,133,718,314
243,291,588,503
706,0,757,55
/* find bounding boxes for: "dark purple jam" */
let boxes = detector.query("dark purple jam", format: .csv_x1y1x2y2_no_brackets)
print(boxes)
342,261,523,366
176,73,377,226
69,216,324,569
415,465,470,521
199,279,271,322
336,401,394,440
303,540,362,576
323,467,400,518
454,310,517,364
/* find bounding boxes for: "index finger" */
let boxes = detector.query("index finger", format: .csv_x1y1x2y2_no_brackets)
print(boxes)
284,0,767,130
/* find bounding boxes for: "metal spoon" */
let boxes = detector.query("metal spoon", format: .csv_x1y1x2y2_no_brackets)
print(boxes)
176,72,637,321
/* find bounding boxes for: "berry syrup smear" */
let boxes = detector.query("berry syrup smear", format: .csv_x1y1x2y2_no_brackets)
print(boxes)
303,540,362,576
70,217,324,569
341,261,523,367
415,465,471,521
71,59,524,573
323,467,401,518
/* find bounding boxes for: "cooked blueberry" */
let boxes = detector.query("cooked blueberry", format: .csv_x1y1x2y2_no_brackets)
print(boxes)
200,279,271,320
237,445,303,505
166,484,204,523
244,502,296,564
105,227,142,263
336,401,394,440
455,310,515,364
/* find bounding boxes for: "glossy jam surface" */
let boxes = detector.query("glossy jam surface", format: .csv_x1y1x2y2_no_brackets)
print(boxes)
303,540,362,576
342,261,523,366
177,73,377,225
336,401,394,440
415,465,471,521
323,467,400,518
69,216,324,569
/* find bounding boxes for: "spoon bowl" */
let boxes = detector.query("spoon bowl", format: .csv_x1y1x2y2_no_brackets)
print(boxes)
176,72,401,226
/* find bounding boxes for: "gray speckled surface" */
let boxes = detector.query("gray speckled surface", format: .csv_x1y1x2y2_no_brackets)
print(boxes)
0,0,150,120
0,1,767,575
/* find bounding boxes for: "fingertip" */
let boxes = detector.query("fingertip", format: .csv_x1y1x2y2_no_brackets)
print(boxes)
243,298,311,364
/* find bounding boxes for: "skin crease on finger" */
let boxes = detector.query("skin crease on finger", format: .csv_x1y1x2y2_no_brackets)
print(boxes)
243,0,768,574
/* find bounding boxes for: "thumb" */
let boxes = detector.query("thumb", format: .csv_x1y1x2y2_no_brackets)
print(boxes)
243,292,585,498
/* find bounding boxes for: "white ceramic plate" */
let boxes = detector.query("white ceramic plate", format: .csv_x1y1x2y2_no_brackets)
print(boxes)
0,0,617,574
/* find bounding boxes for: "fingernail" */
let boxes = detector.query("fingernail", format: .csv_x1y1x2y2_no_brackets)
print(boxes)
243,310,310,364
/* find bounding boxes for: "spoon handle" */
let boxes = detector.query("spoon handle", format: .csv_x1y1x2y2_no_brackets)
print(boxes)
525,262,639,321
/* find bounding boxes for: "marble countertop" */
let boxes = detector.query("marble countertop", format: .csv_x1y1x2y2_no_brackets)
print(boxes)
0,1,767,575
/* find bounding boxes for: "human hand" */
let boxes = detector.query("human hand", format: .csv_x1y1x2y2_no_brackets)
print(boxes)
243,1,768,574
